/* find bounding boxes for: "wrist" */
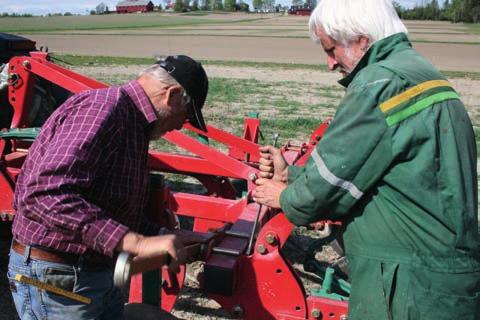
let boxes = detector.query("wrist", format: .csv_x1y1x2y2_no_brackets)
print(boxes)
116,231,144,255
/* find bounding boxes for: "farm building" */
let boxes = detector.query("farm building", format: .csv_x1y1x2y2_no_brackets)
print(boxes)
116,0,154,13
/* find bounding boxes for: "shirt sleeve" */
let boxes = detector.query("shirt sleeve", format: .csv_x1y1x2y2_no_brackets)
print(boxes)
21,95,129,257
280,73,396,226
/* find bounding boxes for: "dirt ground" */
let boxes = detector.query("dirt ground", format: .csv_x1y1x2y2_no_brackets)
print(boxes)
24,33,480,72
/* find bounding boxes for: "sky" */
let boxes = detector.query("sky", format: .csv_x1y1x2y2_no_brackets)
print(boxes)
0,0,424,15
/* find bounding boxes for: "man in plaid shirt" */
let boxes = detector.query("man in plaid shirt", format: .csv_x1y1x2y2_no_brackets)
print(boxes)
8,55,208,319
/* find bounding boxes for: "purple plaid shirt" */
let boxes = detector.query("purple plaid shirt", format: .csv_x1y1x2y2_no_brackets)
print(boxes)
12,80,158,257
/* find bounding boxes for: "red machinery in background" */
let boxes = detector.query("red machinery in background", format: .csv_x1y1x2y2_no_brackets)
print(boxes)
0,34,348,319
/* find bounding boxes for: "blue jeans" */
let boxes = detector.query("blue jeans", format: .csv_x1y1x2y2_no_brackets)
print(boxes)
7,246,124,320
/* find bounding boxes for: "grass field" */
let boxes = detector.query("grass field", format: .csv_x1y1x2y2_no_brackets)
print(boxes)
57,53,480,152
0,13,261,32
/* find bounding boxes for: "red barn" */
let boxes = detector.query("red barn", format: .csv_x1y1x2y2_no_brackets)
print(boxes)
288,5,312,16
116,0,154,13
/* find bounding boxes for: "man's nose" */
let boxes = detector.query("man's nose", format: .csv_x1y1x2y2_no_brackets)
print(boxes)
327,56,338,71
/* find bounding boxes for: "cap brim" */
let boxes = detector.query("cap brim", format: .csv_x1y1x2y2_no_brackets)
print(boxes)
189,99,207,132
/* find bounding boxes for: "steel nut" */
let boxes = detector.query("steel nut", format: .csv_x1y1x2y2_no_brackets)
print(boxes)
311,308,321,318
257,244,267,254
265,232,276,245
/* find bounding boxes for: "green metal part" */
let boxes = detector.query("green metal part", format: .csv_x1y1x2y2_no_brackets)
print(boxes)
248,112,259,119
196,134,209,145
311,267,350,301
0,128,40,141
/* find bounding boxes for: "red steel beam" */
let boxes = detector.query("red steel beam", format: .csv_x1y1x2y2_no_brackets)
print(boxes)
163,131,258,189
148,152,245,179
184,122,260,161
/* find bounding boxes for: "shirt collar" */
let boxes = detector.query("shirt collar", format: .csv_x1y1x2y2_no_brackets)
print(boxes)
338,33,412,88
122,80,158,125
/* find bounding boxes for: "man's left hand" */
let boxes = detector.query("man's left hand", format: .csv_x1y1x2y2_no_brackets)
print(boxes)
252,178,287,209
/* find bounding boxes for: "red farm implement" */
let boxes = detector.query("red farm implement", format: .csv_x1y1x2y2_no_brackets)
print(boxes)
0,34,349,320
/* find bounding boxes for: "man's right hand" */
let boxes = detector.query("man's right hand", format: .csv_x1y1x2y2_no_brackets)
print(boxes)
258,145,288,182
116,232,186,273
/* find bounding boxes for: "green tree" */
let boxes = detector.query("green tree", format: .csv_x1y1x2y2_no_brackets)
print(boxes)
447,0,464,22
224,0,236,11
238,2,249,12
191,0,199,10
252,0,263,11
174,0,185,12
213,0,223,10
392,1,403,17
199,0,207,9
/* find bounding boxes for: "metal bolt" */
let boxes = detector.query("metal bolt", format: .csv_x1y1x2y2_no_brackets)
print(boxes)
311,308,321,318
265,232,276,245
340,315,348,320
257,244,267,254
22,60,31,68
232,304,244,318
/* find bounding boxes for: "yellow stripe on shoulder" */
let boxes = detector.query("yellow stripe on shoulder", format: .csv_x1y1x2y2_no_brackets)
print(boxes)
380,80,452,113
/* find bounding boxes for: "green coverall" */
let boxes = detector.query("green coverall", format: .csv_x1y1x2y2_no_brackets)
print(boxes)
280,33,480,319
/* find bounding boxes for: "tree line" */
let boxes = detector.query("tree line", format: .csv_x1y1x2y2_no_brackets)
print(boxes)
394,0,480,23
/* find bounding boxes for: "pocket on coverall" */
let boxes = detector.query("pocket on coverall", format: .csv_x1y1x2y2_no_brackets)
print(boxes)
347,256,401,320
405,267,480,320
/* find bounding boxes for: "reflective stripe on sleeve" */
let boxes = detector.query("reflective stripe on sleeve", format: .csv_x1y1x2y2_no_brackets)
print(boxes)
380,80,452,113
385,91,460,126
311,150,364,200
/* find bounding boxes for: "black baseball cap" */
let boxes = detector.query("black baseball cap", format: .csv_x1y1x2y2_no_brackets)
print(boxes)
157,55,208,131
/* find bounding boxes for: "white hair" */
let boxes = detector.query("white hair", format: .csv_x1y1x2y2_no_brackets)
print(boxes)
138,64,180,86
309,0,408,46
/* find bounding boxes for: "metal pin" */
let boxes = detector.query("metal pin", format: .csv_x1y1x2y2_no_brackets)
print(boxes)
246,204,262,255
273,133,279,148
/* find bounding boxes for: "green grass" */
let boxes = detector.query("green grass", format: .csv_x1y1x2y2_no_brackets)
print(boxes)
50,53,331,71
466,23,480,35
50,54,155,66
180,12,210,16
47,53,480,154
442,70,480,80
0,14,263,33
413,39,480,45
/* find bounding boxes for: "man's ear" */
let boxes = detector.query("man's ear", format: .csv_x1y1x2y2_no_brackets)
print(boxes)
358,35,370,51
164,85,183,106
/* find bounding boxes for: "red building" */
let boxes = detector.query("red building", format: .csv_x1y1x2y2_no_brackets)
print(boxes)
288,6,312,16
116,0,154,13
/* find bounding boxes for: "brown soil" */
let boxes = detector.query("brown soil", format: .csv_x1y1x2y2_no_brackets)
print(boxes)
26,33,480,72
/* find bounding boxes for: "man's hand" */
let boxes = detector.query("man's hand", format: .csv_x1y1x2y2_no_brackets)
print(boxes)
258,146,288,182
116,232,186,273
252,178,287,209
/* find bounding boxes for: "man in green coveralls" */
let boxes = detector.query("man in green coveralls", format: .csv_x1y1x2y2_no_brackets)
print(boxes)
253,0,480,319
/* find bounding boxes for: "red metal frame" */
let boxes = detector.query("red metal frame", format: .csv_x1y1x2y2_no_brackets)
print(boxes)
0,52,349,319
